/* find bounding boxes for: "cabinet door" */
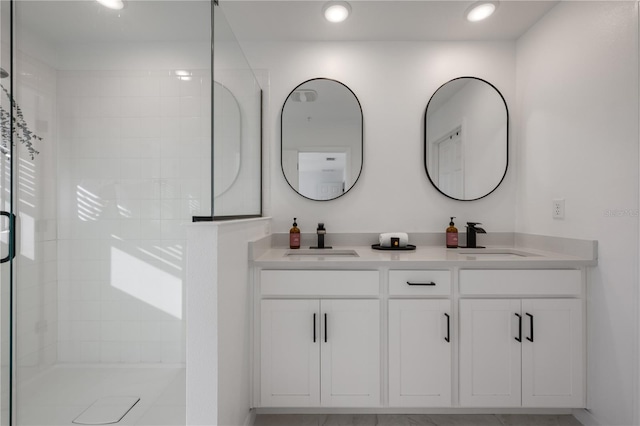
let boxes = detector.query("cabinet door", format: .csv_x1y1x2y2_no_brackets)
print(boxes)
261,299,320,407
388,299,451,407
320,299,380,407
521,299,584,407
459,299,522,407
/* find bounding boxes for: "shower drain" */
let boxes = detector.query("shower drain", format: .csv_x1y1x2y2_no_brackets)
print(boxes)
72,396,140,425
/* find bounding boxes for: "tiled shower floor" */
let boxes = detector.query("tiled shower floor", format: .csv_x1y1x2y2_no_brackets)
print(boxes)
254,414,584,426
16,366,185,426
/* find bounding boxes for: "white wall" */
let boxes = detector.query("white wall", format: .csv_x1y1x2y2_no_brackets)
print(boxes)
186,218,270,426
242,41,517,235
216,220,269,426
515,2,638,425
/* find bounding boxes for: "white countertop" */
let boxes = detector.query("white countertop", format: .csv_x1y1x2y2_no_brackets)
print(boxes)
252,244,597,269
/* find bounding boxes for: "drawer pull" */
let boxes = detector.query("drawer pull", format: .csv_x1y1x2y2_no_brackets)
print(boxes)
313,313,316,343
444,313,450,342
406,281,436,286
526,313,534,342
515,313,522,342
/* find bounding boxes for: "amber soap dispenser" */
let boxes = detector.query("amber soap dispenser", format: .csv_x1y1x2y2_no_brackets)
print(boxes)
289,218,301,249
446,217,458,248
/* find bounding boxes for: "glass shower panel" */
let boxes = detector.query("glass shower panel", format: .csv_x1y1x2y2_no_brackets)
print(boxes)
213,4,262,218
0,2,11,424
11,1,211,425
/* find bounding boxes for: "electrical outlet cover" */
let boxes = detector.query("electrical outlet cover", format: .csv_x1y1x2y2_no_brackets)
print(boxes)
553,199,565,219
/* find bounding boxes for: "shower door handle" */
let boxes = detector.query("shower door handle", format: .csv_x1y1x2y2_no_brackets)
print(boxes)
0,211,15,263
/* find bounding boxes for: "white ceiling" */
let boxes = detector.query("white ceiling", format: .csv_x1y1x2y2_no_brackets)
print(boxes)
16,1,211,44
13,1,559,46
219,0,559,42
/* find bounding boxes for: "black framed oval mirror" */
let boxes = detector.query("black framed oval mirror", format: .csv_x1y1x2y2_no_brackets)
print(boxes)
281,78,363,201
424,77,508,201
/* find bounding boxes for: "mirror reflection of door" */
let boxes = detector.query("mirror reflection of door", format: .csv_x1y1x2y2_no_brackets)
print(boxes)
435,127,463,199
424,77,508,201
298,152,347,200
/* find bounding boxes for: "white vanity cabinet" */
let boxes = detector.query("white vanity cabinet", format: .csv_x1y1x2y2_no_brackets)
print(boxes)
520,298,583,407
254,260,589,411
259,270,380,407
388,299,452,406
320,299,380,407
387,270,452,407
260,299,320,407
458,270,584,408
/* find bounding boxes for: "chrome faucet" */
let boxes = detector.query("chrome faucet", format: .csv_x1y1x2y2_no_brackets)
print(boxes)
465,222,486,248
311,223,331,249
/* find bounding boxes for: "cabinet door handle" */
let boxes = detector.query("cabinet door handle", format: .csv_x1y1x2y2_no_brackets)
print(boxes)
406,281,436,286
313,313,316,343
444,313,450,342
515,313,522,342
324,313,328,343
526,313,534,342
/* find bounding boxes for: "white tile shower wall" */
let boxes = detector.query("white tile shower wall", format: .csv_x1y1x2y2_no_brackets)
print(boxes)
57,69,211,364
14,51,58,383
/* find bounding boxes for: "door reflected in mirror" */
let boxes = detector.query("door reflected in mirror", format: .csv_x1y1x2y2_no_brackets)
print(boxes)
424,77,508,201
298,152,346,200
281,78,363,201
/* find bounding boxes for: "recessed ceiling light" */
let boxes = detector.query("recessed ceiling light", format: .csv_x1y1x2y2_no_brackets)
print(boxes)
465,1,498,22
323,1,351,23
96,0,124,10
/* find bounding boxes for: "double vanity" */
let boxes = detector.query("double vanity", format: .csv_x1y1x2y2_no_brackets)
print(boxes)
250,236,596,413
252,65,591,416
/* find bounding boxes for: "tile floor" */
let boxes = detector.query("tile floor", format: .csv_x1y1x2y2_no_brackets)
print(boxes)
16,366,185,425
14,367,583,426
254,414,583,426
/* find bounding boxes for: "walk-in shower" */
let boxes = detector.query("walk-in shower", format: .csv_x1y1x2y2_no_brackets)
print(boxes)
0,1,213,424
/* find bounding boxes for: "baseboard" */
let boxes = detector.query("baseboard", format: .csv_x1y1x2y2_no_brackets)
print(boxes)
573,408,601,426
255,407,573,415
248,407,599,425
244,409,256,426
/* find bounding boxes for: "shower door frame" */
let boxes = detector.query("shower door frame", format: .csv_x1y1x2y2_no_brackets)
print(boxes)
0,0,14,425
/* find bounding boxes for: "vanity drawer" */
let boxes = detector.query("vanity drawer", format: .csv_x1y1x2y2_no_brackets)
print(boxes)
459,269,582,296
261,270,379,296
389,270,451,296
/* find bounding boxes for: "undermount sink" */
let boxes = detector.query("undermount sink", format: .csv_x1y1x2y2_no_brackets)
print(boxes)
456,248,540,258
284,249,359,257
